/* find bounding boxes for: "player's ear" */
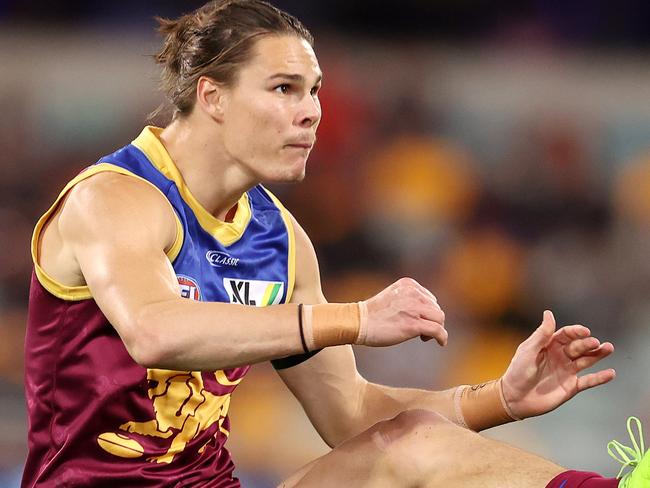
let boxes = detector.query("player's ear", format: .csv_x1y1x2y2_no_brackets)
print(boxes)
196,76,226,122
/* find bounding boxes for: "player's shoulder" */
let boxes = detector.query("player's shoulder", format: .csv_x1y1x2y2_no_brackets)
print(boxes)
67,170,169,215
59,170,176,244
69,169,158,199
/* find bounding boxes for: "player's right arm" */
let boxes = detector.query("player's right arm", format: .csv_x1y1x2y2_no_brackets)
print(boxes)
51,172,306,371
48,172,444,371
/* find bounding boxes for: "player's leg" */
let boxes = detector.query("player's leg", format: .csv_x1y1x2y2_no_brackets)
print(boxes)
279,409,624,488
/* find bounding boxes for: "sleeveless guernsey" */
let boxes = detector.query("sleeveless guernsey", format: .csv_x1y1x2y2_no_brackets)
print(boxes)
23,127,303,487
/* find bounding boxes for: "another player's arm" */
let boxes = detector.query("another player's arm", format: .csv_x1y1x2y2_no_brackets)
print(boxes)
56,173,310,371
278,215,616,447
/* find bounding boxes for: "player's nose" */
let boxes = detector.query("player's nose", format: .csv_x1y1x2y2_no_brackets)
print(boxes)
296,94,321,128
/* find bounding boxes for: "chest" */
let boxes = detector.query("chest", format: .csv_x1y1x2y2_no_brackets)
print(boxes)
172,204,290,307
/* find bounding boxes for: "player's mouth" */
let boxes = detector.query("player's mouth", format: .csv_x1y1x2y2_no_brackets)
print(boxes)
284,138,315,150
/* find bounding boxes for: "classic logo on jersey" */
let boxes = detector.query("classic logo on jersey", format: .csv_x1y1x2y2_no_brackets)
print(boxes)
205,250,240,268
223,278,284,306
177,275,201,301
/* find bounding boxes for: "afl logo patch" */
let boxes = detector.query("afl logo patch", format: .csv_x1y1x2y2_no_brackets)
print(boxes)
177,275,201,301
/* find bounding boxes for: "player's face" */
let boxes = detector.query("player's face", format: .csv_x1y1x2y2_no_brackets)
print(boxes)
220,35,322,183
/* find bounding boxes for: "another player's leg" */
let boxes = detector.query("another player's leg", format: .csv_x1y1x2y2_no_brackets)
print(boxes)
280,409,565,488
279,411,649,488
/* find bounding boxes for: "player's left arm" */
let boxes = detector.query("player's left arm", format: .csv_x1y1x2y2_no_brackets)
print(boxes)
278,214,616,446
276,214,458,447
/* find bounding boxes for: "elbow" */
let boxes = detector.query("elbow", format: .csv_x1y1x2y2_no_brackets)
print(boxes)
320,392,370,447
121,312,169,369
327,377,371,447
322,430,346,449
320,419,361,448
127,341,163,370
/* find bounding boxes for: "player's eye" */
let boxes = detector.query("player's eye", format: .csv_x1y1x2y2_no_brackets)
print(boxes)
275,84,291,94
310,85,321,96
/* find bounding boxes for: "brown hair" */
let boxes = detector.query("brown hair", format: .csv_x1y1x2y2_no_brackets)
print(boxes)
154,0,314,116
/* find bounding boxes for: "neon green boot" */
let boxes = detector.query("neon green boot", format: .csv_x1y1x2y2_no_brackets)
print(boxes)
608,417,650,488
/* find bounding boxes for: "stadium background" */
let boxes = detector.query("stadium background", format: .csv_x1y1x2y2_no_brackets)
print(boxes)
1,1,649,486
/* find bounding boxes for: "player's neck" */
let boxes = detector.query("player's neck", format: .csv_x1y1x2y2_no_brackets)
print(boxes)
159,116,256,222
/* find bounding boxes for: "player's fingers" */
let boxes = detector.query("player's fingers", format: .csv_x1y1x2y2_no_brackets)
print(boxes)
410,281,437,302
411,286,439,307
393,277,437,302
418,319,448,346
574,342,615,371
576,368,616,393
564,337,601,360
412,299,445,326
552,324,591,345
525,310,556,349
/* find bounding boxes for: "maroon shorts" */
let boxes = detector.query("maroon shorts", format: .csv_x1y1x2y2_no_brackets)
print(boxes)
546,470,618,488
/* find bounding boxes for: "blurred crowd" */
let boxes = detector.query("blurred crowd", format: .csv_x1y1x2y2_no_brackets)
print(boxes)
2,2,650,487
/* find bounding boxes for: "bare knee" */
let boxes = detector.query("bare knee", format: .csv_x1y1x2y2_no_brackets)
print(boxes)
375,409,449,445
372,409,477,485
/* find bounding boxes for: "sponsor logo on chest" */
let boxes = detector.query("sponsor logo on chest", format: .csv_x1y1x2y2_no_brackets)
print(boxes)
205,250,240,267
223,278,284,306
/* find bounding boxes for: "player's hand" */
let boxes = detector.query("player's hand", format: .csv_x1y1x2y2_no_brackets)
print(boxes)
359,277,447,347
501,310,615,419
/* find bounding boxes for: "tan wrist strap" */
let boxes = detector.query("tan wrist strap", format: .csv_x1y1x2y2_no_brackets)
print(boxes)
300,303,362,351
453,378,521,431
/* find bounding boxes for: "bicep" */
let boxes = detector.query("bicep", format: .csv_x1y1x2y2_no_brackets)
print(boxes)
59,173,180,346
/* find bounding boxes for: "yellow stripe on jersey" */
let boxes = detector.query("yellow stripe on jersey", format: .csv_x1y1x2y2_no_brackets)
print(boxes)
31,163,185,301
261,186,296,303
214,370,244,387
132,127,252,247
261,283,274,307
